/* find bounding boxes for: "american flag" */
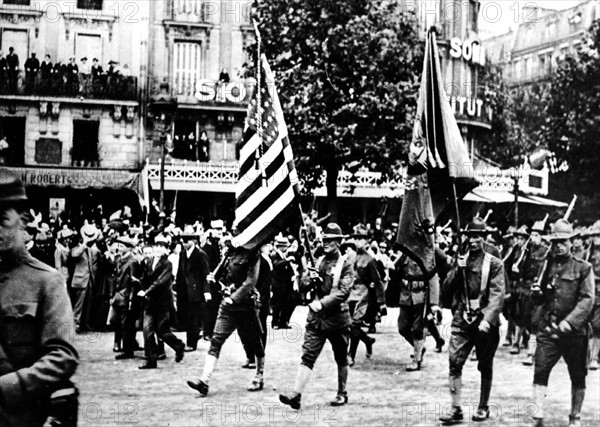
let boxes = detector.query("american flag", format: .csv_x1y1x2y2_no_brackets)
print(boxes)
232,54,301,250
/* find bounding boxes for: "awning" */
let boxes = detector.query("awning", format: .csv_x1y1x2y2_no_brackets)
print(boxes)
464,188,567,207
7,166,148,208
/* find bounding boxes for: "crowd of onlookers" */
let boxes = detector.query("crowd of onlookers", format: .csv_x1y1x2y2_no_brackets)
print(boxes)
0,47,134,98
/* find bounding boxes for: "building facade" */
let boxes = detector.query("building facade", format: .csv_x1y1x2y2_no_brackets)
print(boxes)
484,0,600,87
0,0,147,220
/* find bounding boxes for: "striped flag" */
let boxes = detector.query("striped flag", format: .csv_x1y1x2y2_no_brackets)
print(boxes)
232,53,301,250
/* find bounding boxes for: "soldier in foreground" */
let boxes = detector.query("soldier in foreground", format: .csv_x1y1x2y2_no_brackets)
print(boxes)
440,218,505,424
0,168,79,426
279,223,354,409
530,219,594,427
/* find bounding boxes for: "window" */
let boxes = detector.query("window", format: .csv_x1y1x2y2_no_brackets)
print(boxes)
173,0,209,21
2,0,31,5
173,41,202,96
75,33,102,63
539,55,546,76
77,0,102,10
0,28,29,61
514,59,521,80
72,120,99,167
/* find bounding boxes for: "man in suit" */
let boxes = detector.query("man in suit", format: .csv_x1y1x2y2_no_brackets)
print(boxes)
5,47,19,93
440,218,506,424
271,235,295,329
202,220,225,339
138,234,185,369
24,52,39,93
176,227,210,351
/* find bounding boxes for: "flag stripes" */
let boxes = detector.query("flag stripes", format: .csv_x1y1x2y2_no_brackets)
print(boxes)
232,53,300,250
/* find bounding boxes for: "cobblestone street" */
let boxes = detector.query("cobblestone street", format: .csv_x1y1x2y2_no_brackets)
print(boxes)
74,307,600,426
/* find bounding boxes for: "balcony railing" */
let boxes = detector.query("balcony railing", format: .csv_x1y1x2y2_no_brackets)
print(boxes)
171,0,211,22
0,71,138,101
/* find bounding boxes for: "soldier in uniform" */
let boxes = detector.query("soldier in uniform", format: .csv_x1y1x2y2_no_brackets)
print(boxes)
586,227,600,370
395,248,440,371
347,226,384,366
279,223,354,409
530,219,594,427
440,218,505,424
187,246,265,396
0,168,79,426
517,221,549,365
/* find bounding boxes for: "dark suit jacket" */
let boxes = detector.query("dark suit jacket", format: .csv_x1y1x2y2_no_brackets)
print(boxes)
271,251,294,296
176,246,210,303
142,255,174,310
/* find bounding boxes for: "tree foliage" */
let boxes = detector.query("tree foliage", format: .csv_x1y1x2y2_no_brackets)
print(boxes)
250,0,424,214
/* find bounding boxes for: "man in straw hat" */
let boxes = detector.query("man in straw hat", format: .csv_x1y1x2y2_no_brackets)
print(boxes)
270,234,295,329
440,217,506,424
279,223,354,409
530,219,594,427
502,225,527,349
0,168,79,425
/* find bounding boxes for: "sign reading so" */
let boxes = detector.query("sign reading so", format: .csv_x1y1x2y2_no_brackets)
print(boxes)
195,80,250,103
449,37,486,66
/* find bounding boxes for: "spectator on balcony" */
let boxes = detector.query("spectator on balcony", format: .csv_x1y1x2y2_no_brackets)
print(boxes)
121,64,131,77
6,47,19,93
52,60,66,95
0,51,6,94
91,58,104,95
24,52,40,94
80,57,90,74
198,130,209,162
218,68,230,84
79,57,91,95
67,56,79,95
40,54,53,94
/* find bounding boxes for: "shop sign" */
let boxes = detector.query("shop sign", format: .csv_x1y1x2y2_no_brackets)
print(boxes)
450,95,493,125
195,80,251,103
9,167,141,191
449,37,486,66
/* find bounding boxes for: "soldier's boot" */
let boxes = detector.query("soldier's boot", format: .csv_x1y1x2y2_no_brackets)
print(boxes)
247,356,264,392
439,376,463,425
588,338,600,370
472,378,492,421
348,336,359,367
568,387,585,427
187,354,218,396
330,365,348,406
510,327,521,354
279,364,311,410
532,384,547,426
358,328,376,358
406,339,424,372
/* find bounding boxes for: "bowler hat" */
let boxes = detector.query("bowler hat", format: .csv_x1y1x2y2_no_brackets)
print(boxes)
0,168,28,207
322,223,347,240
547,219,574,240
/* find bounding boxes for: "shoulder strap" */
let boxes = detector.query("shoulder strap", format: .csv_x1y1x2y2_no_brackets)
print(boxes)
332,255,347,290
481,253,492,294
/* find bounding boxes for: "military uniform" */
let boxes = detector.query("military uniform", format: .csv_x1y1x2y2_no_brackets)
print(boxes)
348,248,383,364
440,220,505,424
532,253,594,425
588,249,600,369
0,252,79,426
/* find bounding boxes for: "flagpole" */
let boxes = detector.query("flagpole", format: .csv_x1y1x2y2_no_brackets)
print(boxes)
252,18,267,188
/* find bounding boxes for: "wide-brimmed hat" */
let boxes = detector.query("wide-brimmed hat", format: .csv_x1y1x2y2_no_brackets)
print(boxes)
0,168,28,207
547,219,575,241
513,225,529,238
462,218,496,236
322,223,347,240
80,224,101,243
350,224,370,239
